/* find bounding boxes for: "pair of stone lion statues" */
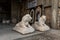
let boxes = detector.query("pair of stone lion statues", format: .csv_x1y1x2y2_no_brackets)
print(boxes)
13,14,50,34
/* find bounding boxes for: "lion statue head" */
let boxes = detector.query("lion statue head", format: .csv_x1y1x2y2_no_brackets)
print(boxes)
41,15,46,22
21,14,32,22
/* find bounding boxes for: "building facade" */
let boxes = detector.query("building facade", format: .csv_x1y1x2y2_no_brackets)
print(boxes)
11,0,60,29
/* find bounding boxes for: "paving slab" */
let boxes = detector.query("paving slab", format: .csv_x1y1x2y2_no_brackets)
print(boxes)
0,27,44,40
0,24,60,40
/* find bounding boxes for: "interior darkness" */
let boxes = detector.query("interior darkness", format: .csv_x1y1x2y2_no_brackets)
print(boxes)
0,0,11,22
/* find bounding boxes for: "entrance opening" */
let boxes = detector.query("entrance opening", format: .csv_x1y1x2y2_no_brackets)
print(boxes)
0,0,11,23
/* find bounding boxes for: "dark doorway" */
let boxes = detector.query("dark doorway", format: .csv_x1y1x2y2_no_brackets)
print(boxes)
0,0,11,23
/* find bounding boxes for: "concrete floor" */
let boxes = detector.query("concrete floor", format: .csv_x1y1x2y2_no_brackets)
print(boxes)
0,24,60,40
0,24,43,40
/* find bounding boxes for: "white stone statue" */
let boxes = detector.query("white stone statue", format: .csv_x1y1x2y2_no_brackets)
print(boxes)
33,15,50,31
13,14,35,34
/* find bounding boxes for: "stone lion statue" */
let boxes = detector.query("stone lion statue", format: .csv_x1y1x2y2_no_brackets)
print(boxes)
13,14,35,34
33,15,50,31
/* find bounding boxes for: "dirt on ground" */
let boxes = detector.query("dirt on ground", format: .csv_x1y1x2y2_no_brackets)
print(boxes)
16,29,60,40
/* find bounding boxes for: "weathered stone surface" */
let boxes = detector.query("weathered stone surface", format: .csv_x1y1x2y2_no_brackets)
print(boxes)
33,15,50,31
13,14,35,34
51,0,58,29
0,24,60,40
15,29,60,40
